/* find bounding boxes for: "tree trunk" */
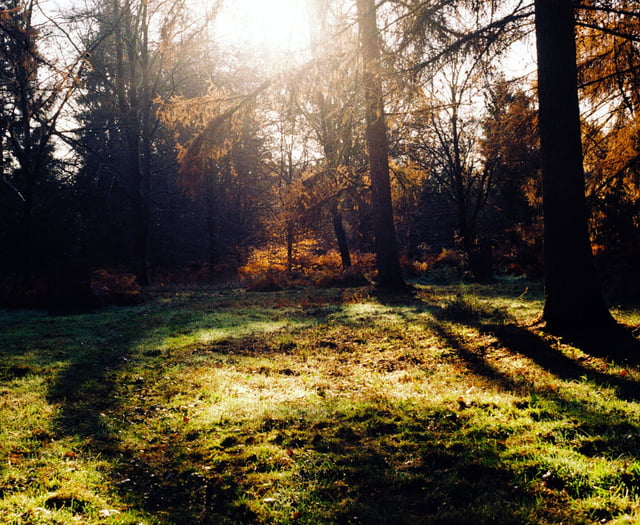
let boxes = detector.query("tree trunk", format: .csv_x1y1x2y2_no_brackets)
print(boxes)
534,0,616,333
21,173,35,287
332,207,352,268
126,119,150,286
356,0,405,290
206,177,220,270
308,2,353,273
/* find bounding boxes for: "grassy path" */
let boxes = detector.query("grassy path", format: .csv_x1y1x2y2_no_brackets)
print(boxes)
1,283,640,524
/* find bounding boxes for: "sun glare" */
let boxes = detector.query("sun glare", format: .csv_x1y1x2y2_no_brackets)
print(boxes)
214,0,311,65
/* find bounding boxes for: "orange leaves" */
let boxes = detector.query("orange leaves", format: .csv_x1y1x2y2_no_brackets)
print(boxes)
157,83,269,195
90,269,143,306
238,242,374,291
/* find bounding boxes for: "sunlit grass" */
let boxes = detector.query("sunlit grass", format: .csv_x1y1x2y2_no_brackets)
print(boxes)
1,283,640,523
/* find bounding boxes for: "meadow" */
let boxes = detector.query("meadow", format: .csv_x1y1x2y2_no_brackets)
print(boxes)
2,281,640,524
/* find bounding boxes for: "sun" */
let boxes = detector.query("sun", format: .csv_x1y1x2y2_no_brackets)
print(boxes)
214,0,311,63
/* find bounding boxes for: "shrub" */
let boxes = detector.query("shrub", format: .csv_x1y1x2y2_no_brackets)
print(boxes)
415,248,469,284
238,240,374,290
90,269,144,306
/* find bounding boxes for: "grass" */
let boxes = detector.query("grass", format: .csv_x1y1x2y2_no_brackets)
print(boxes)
1,281,640,524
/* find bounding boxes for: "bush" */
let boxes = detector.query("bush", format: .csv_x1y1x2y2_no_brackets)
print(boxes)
238,240,374,291
90,269,144,306
414,248,469,284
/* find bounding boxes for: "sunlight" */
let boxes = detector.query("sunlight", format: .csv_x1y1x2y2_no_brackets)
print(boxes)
213,0,311,65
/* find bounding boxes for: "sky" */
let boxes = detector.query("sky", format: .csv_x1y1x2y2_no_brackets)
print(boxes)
212,0,312,64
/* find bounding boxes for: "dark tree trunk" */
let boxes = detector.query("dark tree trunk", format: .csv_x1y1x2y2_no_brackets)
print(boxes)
21,175,35,287
126,122,150,287
356,0,405,290
332,207,352,268
534,0,616,333
206,178,220,270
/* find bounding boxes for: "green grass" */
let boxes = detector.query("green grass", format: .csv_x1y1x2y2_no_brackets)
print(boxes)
1,282,640,524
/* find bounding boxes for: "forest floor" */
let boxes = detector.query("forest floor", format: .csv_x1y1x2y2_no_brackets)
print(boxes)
2,280,640,524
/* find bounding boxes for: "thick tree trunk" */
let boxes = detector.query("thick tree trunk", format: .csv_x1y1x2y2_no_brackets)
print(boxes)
534,0,616,333
356,0,405,290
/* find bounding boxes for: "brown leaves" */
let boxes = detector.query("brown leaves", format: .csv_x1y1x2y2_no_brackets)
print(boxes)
157,83,269,195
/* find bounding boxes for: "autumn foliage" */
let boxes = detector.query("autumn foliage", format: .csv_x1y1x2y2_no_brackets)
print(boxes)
90,269,144,306
238,239,372,291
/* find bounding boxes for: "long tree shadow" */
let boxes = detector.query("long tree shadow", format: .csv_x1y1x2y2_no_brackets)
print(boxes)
427,315,640,465
37,289,306,522
414,285,640,401
482,323,640,401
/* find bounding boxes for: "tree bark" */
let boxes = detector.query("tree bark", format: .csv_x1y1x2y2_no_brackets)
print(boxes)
356,0,405,290
332,207,352,268
534,0,616,333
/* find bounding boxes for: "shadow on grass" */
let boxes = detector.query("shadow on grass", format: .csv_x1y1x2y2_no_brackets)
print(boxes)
33,289,537,523
4,285,640,524
482,323,640,401
36,294,269,523
419,287,640,401
36,288,372,523
286,408,540,525
427,315,640,475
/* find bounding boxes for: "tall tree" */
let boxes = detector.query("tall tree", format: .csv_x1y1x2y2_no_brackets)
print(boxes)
0,0,85,284
575,2,640,299
356,0,405,290
76,0,215,284
304,0,360,269
481,78,542,275
401,58,495,279
534,0,616,333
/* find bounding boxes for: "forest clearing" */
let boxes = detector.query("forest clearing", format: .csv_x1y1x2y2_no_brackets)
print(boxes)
2,281,640,524
3,0,640,522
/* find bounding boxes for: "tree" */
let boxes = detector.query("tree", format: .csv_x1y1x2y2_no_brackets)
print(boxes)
389,0,626,331
481,78,542,276
303,0,363,269
534,0,617,333
401,57,496,279
0,0,86,284
356,0,405,290
158,72,278,275
74,0,216,284
264,89,316,271
575,1,640,300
